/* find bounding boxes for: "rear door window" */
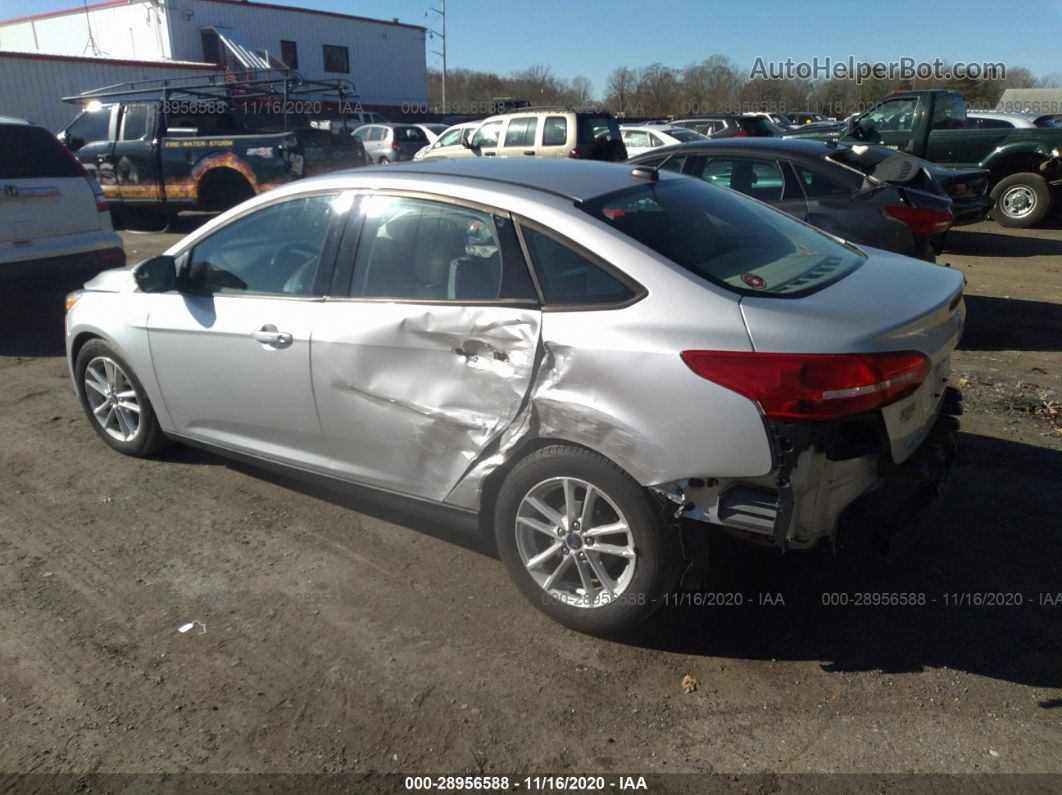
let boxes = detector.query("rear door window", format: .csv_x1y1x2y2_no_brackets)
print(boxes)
120,104,150,141
0,124,84,179
795,165,852,197
349,196,536,301
701,158,786,201
503,117,538,147
520,226,636,307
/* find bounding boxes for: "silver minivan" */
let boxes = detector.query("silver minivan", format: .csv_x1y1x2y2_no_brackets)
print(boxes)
353,123,430,164
65,160,964,634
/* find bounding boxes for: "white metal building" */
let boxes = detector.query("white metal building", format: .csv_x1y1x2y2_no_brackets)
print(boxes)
0,0,427,129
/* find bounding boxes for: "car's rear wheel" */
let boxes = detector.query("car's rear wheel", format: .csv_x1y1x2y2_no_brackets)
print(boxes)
75,340,169,457
990,172,1052,228
377,156,391,165
494,445,680,634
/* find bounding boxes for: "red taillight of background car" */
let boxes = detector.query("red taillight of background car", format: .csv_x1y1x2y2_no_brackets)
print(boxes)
883,205,953,235
680,350,930,420
90,180,108,212
391,139,400,151
944,182,968,196
568,147,582,159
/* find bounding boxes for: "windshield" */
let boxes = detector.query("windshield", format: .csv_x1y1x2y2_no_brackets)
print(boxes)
578,179,865,296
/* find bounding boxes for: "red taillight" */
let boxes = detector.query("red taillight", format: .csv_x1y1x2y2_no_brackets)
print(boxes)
944,182,968,196
883,205,953,236
680,350,930,420
391,139,400,151
568,147,582,159
89,180,108,212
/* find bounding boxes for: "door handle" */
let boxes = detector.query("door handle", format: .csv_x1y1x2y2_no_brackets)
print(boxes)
251,324,293,347
483,151,496,157
523,150,536,156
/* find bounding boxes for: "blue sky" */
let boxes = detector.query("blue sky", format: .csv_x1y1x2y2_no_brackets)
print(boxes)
4,0,1060,94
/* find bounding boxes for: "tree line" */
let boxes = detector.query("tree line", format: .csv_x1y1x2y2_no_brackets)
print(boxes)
427,56,1059,119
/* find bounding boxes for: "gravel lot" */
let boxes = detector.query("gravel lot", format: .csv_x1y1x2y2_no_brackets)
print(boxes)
0,216,1059,781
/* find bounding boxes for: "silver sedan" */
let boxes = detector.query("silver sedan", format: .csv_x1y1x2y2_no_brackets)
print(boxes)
65,159,965,634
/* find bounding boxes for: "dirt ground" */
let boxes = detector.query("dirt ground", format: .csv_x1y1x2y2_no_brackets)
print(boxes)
0,215,1059,784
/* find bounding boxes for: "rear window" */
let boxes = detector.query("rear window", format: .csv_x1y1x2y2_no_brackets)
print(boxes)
579,178,864,296
0,124,84,179
578,115,620,144
1034,115,1062,128
664,128,704,142
394,126,428,142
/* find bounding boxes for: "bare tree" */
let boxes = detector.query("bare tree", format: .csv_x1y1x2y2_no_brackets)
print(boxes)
604,66,639,116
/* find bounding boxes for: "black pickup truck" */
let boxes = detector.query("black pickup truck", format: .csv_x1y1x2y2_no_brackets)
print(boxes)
788,90,1062,227
58,97,367,227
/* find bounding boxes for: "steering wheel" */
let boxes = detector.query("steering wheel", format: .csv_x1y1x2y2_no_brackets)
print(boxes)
270,242,319,294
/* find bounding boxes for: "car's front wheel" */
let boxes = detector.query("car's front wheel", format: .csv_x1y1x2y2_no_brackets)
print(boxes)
494,445,681,634
75,339,169,457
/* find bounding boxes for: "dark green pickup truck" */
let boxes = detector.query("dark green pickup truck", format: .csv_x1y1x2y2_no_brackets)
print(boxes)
789,90,1062,228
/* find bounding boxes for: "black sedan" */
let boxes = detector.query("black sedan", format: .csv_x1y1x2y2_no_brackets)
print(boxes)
628,138,974,261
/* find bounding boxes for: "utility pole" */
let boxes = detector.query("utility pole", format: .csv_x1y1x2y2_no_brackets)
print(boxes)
426,0,446,111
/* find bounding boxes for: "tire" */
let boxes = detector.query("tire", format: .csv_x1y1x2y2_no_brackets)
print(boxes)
990,172,1052,228
75,339,169,457
494,445,681,634
377,156,391,165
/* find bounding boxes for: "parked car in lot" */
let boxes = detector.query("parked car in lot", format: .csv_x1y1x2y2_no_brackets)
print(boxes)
672,114,786,138
620,125,707,157
1,116,124,280
628,138,990,260
65,159,964,634
353,123,431,164
787,111,832,125
787,89,1062,227
412,121,480,161
418,107,627,161
965,111,1062,129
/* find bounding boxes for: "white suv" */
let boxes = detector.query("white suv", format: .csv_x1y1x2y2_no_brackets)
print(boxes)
1,116,124,279
418,108,627,162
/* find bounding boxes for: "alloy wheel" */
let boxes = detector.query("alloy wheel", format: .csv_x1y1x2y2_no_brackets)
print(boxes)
83,356,141,442
514,477,637,608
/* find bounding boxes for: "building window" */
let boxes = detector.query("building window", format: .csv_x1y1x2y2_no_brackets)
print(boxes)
280,39,298,69
322,44,349,74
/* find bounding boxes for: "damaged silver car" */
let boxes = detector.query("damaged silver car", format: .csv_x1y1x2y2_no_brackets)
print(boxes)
65,159,965,634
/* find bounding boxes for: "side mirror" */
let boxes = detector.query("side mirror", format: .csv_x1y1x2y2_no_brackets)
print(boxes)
132,255,176,293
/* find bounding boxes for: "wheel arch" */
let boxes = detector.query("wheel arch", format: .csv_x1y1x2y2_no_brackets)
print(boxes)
475,436,645,539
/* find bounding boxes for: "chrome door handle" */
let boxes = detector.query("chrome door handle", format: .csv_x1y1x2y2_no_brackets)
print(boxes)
251,325,293,347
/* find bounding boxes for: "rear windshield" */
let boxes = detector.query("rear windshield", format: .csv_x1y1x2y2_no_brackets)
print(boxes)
0,124,84,179
578,115,620,144
394,126,429,142
1034,115,1062,128
664,127,704,142
579,178,865,296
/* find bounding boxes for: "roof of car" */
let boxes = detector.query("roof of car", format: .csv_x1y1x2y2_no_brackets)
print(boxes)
331,158,685,202
0,115,32,126
633,137,839,161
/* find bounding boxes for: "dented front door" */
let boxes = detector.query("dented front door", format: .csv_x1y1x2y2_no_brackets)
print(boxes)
310,303,541,501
